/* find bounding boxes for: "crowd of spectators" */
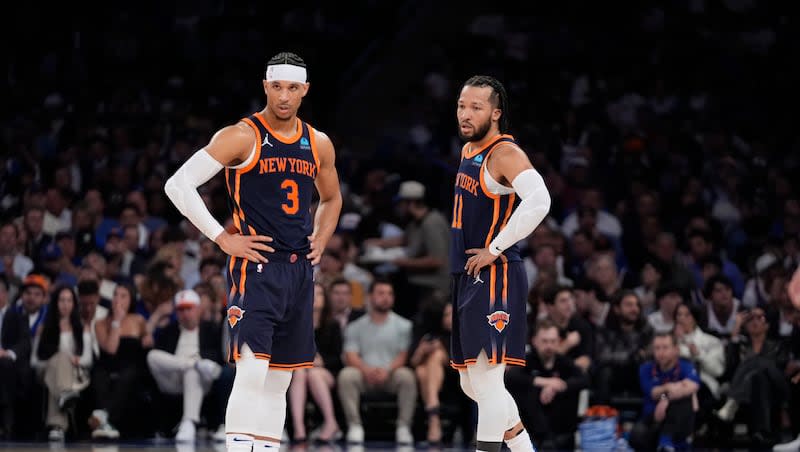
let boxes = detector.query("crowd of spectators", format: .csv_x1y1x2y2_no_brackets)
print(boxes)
3,1,800,450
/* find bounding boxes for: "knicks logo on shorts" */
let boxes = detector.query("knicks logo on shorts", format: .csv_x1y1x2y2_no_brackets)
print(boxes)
227,306,245,328
487,310,510,333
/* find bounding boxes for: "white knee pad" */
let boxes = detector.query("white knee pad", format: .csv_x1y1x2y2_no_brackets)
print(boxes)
257,369,293,438
466,352,513,442
459,370,477,401
226,344,269,436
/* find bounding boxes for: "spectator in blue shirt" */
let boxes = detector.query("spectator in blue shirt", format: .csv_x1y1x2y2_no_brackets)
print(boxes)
630,332,700,452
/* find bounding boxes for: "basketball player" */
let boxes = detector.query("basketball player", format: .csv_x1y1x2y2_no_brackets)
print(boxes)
164,52,342,451
450,76,551,452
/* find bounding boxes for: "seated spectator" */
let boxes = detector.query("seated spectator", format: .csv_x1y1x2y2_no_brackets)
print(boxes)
630,332,700,452
91,283,152,439
506,319,589,450
31,285,92,441
587,253,622,301
703,274,742,339
542,285,592,372
0,274,47,439
714,307,789,446
574,278,611,328
593,291,653,404
288,282,342,443
523,243,573,289
685,228,744,298
328,277,364,331
146,289,223,442
774,325,800,452
673,302,724,427
338,279,415,445
634,256,669,316
766,271,796,343
647,283,684,334
409,302,452,444
743,253,782,309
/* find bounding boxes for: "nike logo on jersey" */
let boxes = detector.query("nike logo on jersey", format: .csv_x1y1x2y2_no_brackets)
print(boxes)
262,134,273,147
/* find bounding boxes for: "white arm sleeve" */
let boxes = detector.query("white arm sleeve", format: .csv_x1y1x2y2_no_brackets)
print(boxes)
164,149,226,241
488,168,551,256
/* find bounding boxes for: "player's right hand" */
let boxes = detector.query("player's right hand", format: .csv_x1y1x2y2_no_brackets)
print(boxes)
216,231,274,263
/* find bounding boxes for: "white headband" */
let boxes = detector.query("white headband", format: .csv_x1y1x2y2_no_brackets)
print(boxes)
265,64,307,83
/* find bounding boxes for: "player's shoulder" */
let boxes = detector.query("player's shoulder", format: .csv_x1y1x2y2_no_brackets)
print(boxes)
308,125,333,147
213,121,256,145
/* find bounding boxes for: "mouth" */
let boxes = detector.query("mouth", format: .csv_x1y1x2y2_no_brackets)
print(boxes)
277,105,290,114
460,124,473,133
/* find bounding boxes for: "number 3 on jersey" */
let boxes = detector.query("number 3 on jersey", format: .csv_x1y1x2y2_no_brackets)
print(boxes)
281,179,299,215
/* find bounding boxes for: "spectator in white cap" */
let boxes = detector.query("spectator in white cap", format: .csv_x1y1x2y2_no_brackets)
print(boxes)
146,289,224,442
742,252,782,308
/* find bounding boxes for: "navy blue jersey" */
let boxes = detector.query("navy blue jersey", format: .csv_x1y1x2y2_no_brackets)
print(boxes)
450,134,521,273
226,112,319,254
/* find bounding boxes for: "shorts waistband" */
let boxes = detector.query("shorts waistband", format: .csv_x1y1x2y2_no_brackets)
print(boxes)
264,250,310,264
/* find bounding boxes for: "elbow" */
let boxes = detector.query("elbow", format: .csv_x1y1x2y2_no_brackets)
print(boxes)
164,175,179,200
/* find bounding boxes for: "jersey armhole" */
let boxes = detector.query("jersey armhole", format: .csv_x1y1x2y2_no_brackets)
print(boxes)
227,118,261,172
308,125,321,173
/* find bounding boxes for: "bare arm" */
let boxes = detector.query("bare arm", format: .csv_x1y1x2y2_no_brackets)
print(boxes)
387,350,409,372
307,130,343,265
344,351,370,373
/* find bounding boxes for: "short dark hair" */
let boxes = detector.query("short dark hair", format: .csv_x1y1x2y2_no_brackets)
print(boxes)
369,277,393,294
533,318,559,336
703,274,733,299
0,273,8,291
462,75,510,133
199,258,223,272
328,277,351,291
542,285,572,305
267,52,306,69
574,278,608,303
653,331,677,346
77,279,100,296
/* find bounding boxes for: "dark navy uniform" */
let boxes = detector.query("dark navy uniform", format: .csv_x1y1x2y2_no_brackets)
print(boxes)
450,134,528,369
225,112,319,369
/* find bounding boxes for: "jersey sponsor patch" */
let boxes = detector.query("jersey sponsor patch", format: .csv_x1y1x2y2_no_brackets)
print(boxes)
487,310,510,332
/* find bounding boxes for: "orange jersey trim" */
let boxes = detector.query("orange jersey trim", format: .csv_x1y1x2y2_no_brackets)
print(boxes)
254,112,303,144
308,125,321,176
270,362,314,371
463,134,514,159
239,118,263,174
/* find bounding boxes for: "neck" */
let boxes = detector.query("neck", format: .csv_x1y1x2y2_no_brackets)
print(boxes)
370,310,389,323
539,353,555,369
713,305,732,321
412,207,429,220
659,358,677,371
467,129,502,151
261,108,298,137
553,315,568,329
751,332,766,345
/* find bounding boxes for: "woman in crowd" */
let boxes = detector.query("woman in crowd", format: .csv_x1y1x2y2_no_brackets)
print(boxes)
31,285,93,441
288,282,342,443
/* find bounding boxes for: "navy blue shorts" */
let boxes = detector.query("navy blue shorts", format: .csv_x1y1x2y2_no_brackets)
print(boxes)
450,261,528,369
226,251,315,370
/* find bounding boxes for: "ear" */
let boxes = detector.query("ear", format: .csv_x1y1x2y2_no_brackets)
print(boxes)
492,107,502,123
301,82,310,97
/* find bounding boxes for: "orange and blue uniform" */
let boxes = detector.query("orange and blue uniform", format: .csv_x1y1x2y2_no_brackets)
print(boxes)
225,112,319,370
450,134,527,369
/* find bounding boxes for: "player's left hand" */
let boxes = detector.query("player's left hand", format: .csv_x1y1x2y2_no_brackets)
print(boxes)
465,247,499,279
307,235,324,265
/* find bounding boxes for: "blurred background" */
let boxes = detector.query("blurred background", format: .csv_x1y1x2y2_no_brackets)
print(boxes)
1,1,799,450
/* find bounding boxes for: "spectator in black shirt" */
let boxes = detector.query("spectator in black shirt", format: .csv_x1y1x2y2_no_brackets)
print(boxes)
542,285,592,372
506,319,589,450
593,290,653,404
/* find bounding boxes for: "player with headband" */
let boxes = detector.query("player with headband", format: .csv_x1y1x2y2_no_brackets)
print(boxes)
164,52,342,449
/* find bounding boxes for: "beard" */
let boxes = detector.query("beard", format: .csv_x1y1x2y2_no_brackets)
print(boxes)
458,118,492,142
372,303,392,314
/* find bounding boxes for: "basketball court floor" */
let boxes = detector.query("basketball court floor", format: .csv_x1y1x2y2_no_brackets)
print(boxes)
0,442,439,452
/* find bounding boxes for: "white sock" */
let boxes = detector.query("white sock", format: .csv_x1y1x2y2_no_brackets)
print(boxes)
226,433,254,451
253,438,281,449
505,429,536,452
